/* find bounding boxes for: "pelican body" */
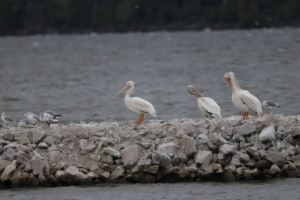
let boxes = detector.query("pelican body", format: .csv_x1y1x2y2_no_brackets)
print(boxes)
188,85,221,119
224,72,262,120
116,81,157,124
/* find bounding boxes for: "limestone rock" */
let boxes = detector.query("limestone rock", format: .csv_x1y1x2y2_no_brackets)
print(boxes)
239,154,250,163
266,152,286,167
0,160,16,182
65,166,79,178
255,160,272,170
219,144,236,155
259,125,276,142
143,166,159,175
38,142,49,149
157,142,176,157
30,159,45,176
160,153,171,168
18,145,33,153
17,134,29,145
1,148,16,161
233,124,256,137
3,132,14,141
201,164,213,174
137,159,152,167
81,144,97,155
49,151,64,164
208,132,229,145
121,145,139,168
195,151,212,165
110,166,125,180
0,160,12,173
221,169,235,182
230,154,241,166
79,139,88,150
246,146,258,154
43,136,55,146
55,170,67,182
102,154,114,164
255,114,276,125
182,135,197,156
269,164,281,175
102,147,121,158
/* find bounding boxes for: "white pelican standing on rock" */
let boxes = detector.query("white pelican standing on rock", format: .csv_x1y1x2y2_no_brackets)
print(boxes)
224,72,263,120
116,81,157,124
188,85,222,119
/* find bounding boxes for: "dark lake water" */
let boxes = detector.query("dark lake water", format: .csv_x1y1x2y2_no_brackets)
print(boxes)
0,28,300,123
0,179,299,200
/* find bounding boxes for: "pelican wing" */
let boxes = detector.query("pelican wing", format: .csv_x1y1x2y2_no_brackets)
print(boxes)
131,97,157,117
199,97,221,118
239,91,262,116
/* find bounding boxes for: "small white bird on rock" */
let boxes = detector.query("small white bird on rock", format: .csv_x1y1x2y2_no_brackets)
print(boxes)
262,101,280,114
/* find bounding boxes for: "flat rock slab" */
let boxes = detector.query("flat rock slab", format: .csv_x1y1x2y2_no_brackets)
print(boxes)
121,145,139,168
208,132,229,145
182,135,197,156
267,152,286,167
157,142,176,157
259,125,276,142
233,124,256,137
195,151,212,165
102,147,121,158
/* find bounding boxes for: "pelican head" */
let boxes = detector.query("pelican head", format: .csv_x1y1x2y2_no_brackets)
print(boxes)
223,72,234,87
187,85,202,97
1,112,5,116
116,81,134,96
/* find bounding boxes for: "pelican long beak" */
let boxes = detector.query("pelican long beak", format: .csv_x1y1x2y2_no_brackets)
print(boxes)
116,85,131,96
225,77,232,87
188,86,202,97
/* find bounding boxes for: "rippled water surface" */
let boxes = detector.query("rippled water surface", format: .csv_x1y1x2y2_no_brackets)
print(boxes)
1,29,300,123
1,179,300,200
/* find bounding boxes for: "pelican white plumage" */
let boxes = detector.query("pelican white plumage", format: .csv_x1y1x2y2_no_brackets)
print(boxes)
116,81,157,124
188,85,221,119
224,72,263,120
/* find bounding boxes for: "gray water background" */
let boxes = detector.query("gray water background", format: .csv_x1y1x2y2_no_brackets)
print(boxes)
1,28,300,123
0,179,299,200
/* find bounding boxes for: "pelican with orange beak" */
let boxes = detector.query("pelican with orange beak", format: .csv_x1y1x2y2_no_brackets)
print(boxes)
223,72,262,120
188,85,222,119
116,81,157,124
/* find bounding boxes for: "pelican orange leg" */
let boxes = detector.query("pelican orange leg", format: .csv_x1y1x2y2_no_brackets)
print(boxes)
135,114,144,124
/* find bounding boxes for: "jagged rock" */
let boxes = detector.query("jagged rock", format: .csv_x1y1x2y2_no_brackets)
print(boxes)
255,160,272,170
102,154,114,164
81,144,97,155
47,175,59,184
17,134,29,145
230,154,241,166
252,152,261,160
219,144,236,155
195,151,212,165
267,152,286,167
65,166,79,178
0,160,12,173
246,146,258,154
1,148,16,161
221,169,235,182
39,173,49,186
269,164,281,175
160,153,171,168
140,140,152,149
78,132,89,139
102,164,117,172
182,135,197,156
157,142,176,157
48,145,58,152
239,154,250,163
255,114,277,125
121,145,139,168
137,159,152,167
258,150,267,159
152,153,161,165
225,165,237,173
233,124,256,137
201,165,213,174
3,143,17,150
3,132,14,141
75,172,93,185
38,142,49,149
110,166,125,180
130,165,141,175
178,153,188,164
18,145,33,153
259,125,276,142
54,170,67,183
102,147,121,158
30,159,45,176
53,133,64,141
27,131,42,142
79,139,88,150
49,151,64,164
143,166,159,174
17,150,32,164
290,128,300,137
43,136,55,146
232,134,245,143
208,132,229,145
0,160,16,182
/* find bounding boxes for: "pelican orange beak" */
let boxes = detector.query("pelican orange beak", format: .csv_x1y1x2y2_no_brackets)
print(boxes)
116,84,131,96
224,77,232,87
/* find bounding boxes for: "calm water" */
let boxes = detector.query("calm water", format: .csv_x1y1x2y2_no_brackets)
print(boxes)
0,179,299,200
0,29,300,123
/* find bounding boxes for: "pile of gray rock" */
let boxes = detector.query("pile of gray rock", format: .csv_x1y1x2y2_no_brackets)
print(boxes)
0,113,300,187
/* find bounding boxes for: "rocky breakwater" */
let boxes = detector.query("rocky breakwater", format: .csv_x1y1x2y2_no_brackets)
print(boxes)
0,114,300,187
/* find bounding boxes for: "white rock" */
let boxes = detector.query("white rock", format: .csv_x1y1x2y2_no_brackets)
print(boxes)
194,151,212,165
259,125,276,142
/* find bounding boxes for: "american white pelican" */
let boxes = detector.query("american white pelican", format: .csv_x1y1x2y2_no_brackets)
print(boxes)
188,85,222,119
262,101,280,114
224,72,263,120
24,112,40,122
1,112,16,128
116,81,157,124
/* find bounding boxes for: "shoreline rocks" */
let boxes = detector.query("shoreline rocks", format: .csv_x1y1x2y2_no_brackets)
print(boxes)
0,114,300,187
